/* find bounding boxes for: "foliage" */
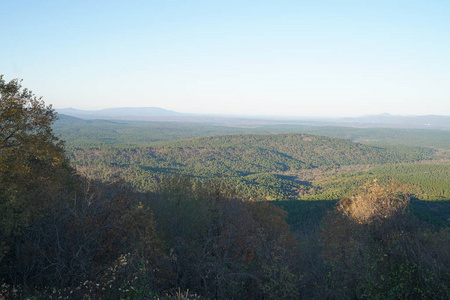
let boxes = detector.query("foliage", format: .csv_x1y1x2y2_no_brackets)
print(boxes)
322,181,450,299
0,76,73,263
368,163,450,200
0,77,163,298
148,178,300,299
2,76,449,298
64,133,438,202
335,179,410,224
1,177,163,289
55,113,450,203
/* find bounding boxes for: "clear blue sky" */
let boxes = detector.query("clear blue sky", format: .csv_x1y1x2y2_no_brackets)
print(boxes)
1,0,449,117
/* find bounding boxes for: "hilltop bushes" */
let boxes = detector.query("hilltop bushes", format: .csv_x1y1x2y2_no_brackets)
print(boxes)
321,181,449,299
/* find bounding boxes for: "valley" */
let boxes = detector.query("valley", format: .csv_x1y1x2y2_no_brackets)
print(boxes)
55,116,450,204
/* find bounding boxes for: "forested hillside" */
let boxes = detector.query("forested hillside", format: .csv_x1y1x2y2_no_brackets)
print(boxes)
65,132,448,201
71,133,426,175
1,77,449,299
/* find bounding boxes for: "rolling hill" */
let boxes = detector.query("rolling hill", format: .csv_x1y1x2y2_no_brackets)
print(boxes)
67,133,435,200
71,133,426,177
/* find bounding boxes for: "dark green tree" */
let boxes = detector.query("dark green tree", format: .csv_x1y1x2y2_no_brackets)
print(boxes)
0,75,72,263
0,77,163,296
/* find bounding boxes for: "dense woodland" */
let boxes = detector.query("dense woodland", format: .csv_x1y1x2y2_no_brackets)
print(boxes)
63,132,448,202
1,76,449,299
54,114,450,150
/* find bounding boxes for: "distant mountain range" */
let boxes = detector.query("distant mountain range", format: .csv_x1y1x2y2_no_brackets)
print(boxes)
56,107,186,120
55,108,450,130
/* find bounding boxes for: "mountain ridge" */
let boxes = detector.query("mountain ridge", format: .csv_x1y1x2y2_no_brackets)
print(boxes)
56,107,186,119
56,107,450,130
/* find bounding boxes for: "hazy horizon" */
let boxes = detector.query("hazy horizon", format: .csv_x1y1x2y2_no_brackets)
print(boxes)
56,106,450,120
2,1,449,117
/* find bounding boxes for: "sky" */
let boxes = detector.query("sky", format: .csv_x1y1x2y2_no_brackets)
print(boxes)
1,0,449,117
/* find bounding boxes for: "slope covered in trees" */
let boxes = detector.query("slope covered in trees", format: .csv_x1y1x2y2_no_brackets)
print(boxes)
66,133,438,200
152,133,425,167
320,182,449,299
1,76,449,298
55,116,449,201
72,133,420,173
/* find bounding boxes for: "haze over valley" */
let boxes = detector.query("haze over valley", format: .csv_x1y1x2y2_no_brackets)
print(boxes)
56,106,450,130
